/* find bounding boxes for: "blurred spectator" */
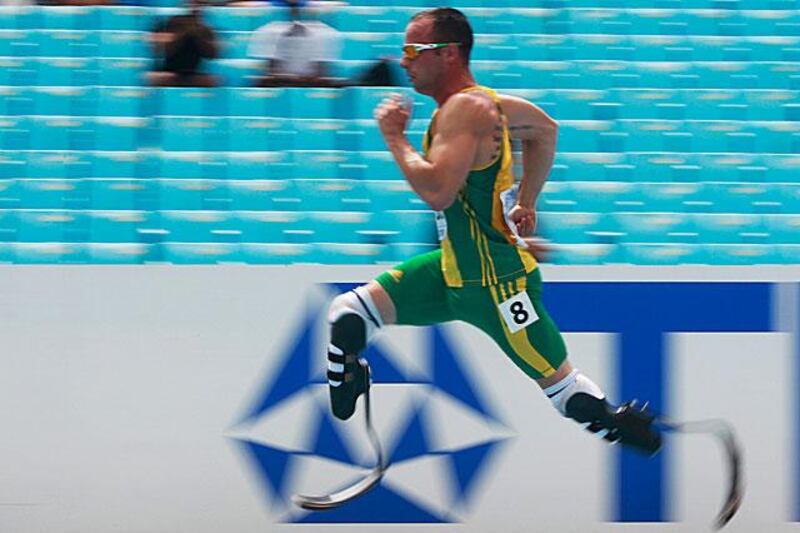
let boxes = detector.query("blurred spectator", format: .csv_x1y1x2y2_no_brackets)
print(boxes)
147,0,220,88
248,0,344,87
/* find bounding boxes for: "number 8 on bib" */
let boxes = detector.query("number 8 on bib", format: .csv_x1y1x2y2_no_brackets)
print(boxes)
498,291,539,334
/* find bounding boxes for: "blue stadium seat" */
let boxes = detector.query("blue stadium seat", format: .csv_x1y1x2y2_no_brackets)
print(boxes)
17,179,89,209
0,117,31,150
88,242,151,264
360,151,403,181
94,117,149,151
158,117,226,152
29,117,94,151
240,242,313,263
548,243,619,265
313,242,386,264
702,244,780,265
705,182,783,213
97,58,147,86
93,151,149,179
622,243,703,265
157,87,227,116
636,182,713,212
229,179,298,211
292,119,346,151
612,212,696,243
0,87,33,116
294,179,369,211
39,6,99,30
226,87,290,118
370,210,437,244
12,242,87,264
97,6,155,31
363,180,425,211
0,179,17,211
88,210,150,243
38,29,99,57
99,30,148,58
225,152,295,180
777,183,800,211
17,209,89,242
0,58,37,86
569,181,638,212
96,87,153,117
38,57,98,86
0,208,17,240
293,151,362,180
155,179,229,211
287,88,348,119
155,151,227,180
764,214,800,243
235,211,303,243
306,211,373,243
161,242,240,264
90,179,153,210
204,6,273,32
0,29,36,56
692,213,767,243
538,211,617,244
227,117,293,152
24,151,90,180
157,210,235,242
30,87,86,116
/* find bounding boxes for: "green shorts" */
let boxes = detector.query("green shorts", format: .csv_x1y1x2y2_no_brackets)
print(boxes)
375,250,568,380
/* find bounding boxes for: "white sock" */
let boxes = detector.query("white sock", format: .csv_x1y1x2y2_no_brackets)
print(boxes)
544,369,606,416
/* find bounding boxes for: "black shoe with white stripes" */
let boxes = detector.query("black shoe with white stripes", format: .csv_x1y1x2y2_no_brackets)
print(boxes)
565,393,662,455
328,349,370,421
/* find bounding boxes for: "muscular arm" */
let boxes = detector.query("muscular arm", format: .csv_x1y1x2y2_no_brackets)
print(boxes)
499,94,558,209
378,93,496,211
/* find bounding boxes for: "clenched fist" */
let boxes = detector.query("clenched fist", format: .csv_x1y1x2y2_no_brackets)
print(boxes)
374,94,412,140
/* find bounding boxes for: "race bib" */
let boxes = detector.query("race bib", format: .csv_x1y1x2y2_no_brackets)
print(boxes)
434,211,448,241
498,290,539,334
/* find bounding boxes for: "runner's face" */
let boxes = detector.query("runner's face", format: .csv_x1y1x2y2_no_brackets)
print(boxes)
401,18,444,96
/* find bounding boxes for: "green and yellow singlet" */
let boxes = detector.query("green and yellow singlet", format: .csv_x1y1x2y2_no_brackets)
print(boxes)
423,85,538,288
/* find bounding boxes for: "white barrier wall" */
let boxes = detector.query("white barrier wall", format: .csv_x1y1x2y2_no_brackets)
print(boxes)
0,266,798,533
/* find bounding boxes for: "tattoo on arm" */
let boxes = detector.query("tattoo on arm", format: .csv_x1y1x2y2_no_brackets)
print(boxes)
509,124,537,132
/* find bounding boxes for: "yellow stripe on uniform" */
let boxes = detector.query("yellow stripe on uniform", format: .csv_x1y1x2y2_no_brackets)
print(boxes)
464,201,499,285
489,285,556,378
441,237,463,287
464,203,489,286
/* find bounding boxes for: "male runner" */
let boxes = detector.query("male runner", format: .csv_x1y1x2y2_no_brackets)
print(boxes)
325,7,661,454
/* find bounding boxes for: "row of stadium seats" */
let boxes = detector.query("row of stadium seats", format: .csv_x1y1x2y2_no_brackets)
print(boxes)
1,178,797,214
2,117,798,153
3,58,799,89
4,86,800,122
4,30,800,63
2,6,799,35
2,208,799,247
3,151,798,182
2,240,799,266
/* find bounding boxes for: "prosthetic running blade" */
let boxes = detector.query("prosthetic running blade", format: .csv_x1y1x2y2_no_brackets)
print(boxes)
657,416,743,530
293,365,387,511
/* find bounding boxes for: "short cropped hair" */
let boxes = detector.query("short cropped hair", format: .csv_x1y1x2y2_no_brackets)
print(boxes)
411,8,473,65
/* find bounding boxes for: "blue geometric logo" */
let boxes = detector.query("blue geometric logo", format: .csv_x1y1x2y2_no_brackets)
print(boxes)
228,284,514,523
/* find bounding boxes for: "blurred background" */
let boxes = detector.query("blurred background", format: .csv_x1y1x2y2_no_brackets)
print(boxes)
1,0,799,265
1,2,800,533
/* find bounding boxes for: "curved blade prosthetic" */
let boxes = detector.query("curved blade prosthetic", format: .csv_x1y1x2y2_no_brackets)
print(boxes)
657,417,743,530
293,363,387,511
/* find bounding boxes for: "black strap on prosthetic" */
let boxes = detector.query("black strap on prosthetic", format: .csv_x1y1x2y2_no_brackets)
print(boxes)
350,290,380,329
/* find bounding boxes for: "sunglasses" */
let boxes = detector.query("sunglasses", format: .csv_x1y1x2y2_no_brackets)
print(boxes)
402,42,461,60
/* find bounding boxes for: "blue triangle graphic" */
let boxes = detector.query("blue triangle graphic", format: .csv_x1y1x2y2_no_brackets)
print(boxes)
240,312,315,424
390,405,431,464
309,406,355,465
448,440,503,504
362,343,408,383
238,440,295,503
294,484,446,523
431,326,497,422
